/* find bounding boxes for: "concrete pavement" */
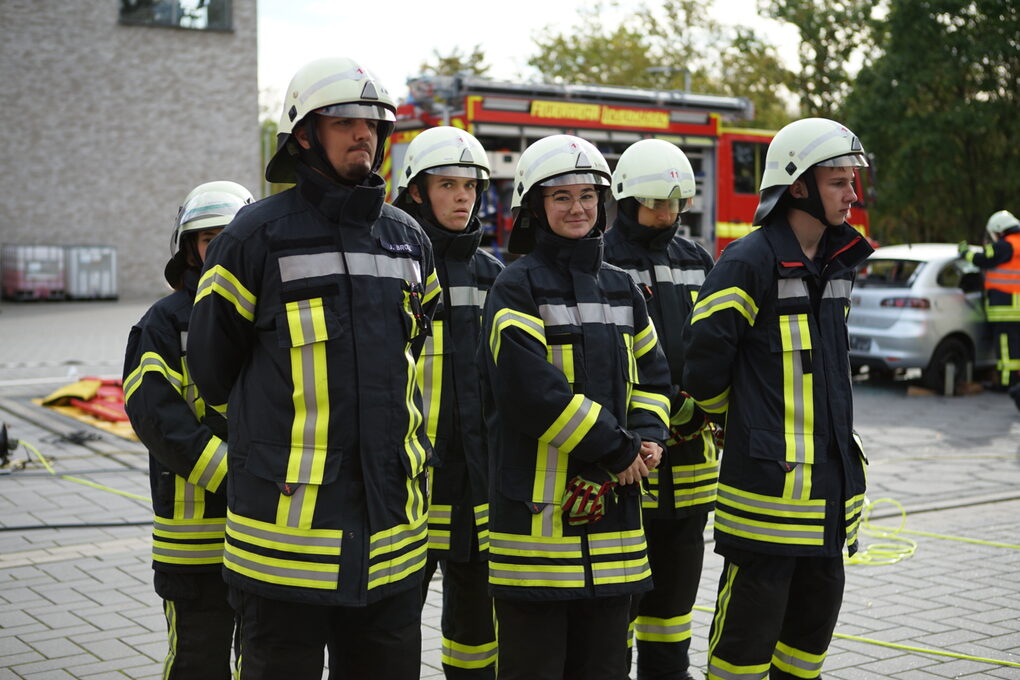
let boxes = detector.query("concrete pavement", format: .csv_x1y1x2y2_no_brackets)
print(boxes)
1,299,1018,679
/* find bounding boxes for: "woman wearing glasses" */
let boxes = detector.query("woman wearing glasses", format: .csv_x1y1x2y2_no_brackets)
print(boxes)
479,135,671,679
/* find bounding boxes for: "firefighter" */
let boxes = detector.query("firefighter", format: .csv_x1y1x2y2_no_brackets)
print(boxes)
123,180,254,679
604,139,716,680
681,117,873,680
393,126,502,678
959,210,1020,409
186,57,440,679
480,134,672,680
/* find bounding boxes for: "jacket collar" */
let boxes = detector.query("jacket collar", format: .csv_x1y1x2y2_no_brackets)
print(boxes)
418,215,483,262
295,163,385,228
532,227,603,275
762,216,873,278
612,212,678,251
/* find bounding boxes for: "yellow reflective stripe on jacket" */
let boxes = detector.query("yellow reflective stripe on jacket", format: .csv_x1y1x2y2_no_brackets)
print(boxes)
490,308,546,362
671,459,719,508
635,612,692,643
632,322,658,359
173,475,206,520
772,641,826,678
780,313,815,466
284,298,330,488
417,319,444,446
423,269,441,305
696,387,730,414
152,516,225,566
402,344,429,487
590,557,651,586
474,503,490,553
427,503,452,551
154,516,226,540
714,508,824,546
691,286,758,326
123,351,184,402
629,389,670,427
547,343,575,383
224,543,339,590
538,394,601,454
152,540,224,565
226,510,343,555
845,492,866,546
532,442,568,537
367,515,428,590
489,533,582,558
717,483,825,518
442,638,497,670
187,436,227,493
195,264,256,322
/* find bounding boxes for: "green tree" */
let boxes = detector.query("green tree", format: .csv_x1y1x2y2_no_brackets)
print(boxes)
761,0,879,120
527,0,795,128
418,45,491,78
844,0,1019,244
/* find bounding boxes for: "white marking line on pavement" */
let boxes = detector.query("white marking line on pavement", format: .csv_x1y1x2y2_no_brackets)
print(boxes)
0,535,149,569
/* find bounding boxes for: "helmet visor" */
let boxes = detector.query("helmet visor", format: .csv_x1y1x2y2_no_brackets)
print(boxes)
316,102,396,122
179,191,250,231
539,172,609,188
635,196,692,214
816,153,869,169
423,165,490,181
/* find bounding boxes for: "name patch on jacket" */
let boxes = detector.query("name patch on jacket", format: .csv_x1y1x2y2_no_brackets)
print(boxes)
379,239,422,259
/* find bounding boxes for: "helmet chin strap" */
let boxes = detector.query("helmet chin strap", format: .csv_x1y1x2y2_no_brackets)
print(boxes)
789,169,842,228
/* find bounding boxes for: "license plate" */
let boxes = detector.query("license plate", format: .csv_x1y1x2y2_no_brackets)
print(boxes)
849,335,871,351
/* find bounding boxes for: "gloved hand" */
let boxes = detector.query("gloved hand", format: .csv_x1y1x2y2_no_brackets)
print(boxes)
710,424,725,452
562,472,618,525
667,391,711,446
957,240,970,256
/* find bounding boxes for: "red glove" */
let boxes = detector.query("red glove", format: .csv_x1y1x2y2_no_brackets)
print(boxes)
562,473,619,525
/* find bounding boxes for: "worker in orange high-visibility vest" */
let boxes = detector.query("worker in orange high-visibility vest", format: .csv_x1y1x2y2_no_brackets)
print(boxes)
960,209,1020,409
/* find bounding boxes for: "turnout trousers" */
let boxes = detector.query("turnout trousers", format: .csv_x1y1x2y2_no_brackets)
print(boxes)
991,321,1020,388
706,552,845,680
423,556,497,679
494,595,631,680
627,514,708,679
156,571,236,680
230,585,421,680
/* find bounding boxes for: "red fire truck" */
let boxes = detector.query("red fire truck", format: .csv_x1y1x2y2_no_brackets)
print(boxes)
385,75,870,258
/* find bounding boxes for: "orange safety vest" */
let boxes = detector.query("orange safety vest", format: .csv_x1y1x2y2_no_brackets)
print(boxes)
985,232,1020,295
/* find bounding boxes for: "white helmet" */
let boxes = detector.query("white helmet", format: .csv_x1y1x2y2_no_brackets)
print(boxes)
612,139,696,214
986,210,1020,238
166,181,253,286
266,57,396,184
754,117,868,225
172,181,254,254
509,135,611,254
393,126,490,214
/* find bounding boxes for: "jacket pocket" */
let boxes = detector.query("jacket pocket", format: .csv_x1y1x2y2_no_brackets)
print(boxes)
275,297,343,348
748,427,827,470
498,465,559,510
243,439,343,488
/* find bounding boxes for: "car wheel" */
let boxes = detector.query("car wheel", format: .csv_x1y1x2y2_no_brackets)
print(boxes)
922,337,972,395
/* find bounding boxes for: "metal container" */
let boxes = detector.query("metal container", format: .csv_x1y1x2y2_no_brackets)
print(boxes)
1,244,66,300
65,246,118,300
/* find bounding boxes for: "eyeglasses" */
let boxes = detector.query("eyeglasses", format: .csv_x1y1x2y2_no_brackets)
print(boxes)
542,191,600,211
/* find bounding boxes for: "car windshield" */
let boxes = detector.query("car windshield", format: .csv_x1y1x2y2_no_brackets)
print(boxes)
856,258,922,288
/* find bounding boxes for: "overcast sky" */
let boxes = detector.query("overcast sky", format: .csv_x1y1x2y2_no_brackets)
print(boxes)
256,0,800,115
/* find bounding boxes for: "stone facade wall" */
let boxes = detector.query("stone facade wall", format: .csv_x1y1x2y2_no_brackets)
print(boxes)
0,1,260,300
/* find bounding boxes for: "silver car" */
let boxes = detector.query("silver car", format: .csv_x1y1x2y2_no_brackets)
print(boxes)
847,243,994,393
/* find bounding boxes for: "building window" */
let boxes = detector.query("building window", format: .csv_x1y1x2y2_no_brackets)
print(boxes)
732,141,768,195
119,0,232,31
